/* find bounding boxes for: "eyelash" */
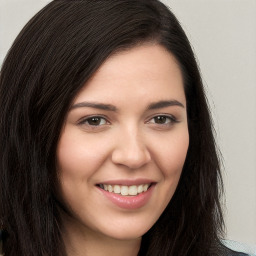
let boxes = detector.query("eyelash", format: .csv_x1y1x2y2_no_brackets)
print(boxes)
78,114,179,129
146,114,178,126
78,116,109,127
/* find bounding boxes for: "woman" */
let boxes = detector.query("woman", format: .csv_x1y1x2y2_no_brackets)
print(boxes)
0,0,250,255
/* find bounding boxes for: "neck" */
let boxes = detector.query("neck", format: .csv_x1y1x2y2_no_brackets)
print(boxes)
61,214,141,256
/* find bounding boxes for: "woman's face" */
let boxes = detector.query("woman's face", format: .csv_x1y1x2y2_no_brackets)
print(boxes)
57,44,189,240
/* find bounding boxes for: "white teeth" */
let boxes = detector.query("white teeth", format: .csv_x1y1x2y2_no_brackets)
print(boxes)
113,185,121,194
128,185,137,196
108,185,113,193
99,183,151,196
137,184,144,193
143,184,149,192
121,186,129,196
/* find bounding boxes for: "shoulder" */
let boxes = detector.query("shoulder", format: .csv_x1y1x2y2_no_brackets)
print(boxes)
228,251,250,256
222,240,256,256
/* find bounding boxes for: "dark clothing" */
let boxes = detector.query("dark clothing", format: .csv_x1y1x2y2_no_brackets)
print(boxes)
228,249,249,256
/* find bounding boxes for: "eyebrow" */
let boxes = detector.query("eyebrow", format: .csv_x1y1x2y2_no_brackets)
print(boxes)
70,99,184,112
147,100,185,110
70,102,117,111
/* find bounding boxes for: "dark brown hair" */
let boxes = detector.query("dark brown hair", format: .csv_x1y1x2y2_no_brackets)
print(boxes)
0,0,228,255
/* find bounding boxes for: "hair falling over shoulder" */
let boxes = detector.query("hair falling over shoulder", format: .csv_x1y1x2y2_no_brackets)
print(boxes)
0,0,230,255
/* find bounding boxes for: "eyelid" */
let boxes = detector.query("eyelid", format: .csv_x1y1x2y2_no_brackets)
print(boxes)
76,113,179,131
77,115,110,126
146,113,179,125
146,113,178,121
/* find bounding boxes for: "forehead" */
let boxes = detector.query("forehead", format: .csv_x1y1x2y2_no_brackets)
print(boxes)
93,44,182,82
74,44,185,106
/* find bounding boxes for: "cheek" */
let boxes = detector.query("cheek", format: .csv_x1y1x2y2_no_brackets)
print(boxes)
151,129,189,179
56,128,110,179
56,129,111,209
145,129,189,218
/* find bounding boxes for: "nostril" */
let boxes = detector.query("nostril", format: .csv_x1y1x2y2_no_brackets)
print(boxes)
111,145,151,169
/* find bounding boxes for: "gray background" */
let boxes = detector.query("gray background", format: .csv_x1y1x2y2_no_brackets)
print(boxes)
0,0,255,245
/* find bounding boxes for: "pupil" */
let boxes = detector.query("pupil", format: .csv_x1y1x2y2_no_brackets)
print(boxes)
89,117,100,125
155,116,166,124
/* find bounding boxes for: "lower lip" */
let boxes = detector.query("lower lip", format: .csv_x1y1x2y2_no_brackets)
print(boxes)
97,185,155,210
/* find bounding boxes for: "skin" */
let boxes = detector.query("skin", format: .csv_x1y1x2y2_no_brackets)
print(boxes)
57,44,189,256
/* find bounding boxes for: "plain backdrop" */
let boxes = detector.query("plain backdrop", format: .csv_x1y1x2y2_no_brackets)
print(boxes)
0,0,255,246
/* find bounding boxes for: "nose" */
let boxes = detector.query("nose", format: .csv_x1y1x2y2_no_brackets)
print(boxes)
111,128,151,169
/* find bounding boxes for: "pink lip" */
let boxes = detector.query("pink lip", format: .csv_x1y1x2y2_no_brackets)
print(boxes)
97,183,155,210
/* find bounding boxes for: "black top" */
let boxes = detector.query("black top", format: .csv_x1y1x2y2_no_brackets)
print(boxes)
227,248,249,256
230,252,249,256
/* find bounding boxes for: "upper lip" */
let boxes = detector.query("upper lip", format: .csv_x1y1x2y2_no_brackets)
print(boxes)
96,178,156,186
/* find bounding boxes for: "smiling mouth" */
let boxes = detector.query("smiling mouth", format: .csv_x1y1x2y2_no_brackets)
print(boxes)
97,183,153,196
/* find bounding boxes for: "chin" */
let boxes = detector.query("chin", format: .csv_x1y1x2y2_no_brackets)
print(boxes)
96,218,156,241
102,228,147,241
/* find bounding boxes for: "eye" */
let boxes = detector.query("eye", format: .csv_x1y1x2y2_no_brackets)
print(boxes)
152,116,171,124
147,115,178,126
79,116,108,126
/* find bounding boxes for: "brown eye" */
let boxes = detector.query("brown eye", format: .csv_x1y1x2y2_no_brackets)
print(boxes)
147,115,178,126
82,116,108,126
153,116,169,124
